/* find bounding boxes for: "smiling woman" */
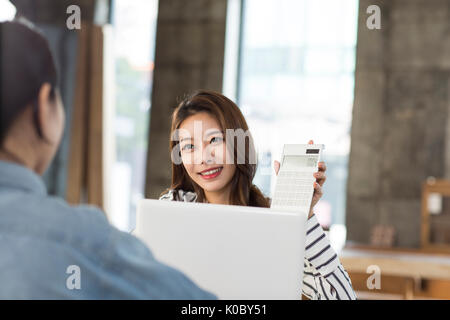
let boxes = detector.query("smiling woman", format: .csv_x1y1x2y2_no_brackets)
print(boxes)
159,90,357,300
177,111,237,204
161,90,270,207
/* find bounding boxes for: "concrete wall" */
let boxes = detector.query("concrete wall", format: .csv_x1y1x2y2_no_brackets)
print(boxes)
347,0,450,247
145,0,228,198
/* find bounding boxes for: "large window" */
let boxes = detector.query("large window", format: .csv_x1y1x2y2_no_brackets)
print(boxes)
109,0,158,232
226,0,358,228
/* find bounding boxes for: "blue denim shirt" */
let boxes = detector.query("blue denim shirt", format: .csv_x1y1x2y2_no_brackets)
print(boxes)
0,160,216,299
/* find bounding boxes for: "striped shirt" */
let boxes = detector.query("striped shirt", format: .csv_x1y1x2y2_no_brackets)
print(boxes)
160,189,357,300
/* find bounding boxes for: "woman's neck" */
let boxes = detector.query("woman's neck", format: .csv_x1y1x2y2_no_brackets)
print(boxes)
203,185,232,205
0,148,29,168
0,140,38,173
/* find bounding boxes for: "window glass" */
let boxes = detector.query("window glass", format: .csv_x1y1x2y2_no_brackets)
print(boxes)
110,0,158,231
237,0,359,226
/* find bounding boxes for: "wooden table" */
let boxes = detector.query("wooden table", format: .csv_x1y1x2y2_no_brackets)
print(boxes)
339,245,450,299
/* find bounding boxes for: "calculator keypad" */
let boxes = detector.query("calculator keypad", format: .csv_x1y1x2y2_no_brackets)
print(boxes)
271,170,316,208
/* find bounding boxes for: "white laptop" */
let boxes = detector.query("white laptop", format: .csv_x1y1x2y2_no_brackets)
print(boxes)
134,199,308,300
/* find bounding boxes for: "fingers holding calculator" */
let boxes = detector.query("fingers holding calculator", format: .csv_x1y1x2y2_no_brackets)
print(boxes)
272,140,326,219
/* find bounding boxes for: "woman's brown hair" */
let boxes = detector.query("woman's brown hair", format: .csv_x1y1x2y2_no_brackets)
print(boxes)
164,90,270,208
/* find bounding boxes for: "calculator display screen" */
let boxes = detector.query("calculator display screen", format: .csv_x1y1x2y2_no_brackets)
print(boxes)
283,155,317,169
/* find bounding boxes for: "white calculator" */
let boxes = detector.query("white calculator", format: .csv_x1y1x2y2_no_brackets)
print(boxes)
271,144,324,213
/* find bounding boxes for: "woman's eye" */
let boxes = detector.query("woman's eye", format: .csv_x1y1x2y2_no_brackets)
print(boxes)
210,137,223,144
182,144,194,151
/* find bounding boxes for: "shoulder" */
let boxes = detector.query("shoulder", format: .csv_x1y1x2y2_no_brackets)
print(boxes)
159,189,198,202
1,193,115,261
45,199,114,253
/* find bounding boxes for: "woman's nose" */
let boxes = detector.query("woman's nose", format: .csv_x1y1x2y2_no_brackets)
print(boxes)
202,144,215,165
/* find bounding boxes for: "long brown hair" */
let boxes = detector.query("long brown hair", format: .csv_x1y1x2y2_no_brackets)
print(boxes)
164,90,270,207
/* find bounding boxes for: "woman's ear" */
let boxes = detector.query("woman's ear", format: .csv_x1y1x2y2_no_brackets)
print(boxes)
37,83,65,144
37,83,52,141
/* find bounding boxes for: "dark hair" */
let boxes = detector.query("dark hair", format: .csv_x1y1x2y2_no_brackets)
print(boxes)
0,20,58,146
164,90,271,208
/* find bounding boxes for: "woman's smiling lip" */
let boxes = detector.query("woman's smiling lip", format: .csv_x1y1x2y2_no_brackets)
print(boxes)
198,166,223,179
198,166,223,174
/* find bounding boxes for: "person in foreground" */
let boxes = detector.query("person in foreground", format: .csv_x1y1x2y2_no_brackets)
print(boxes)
0,20,215,299
160,90,357,300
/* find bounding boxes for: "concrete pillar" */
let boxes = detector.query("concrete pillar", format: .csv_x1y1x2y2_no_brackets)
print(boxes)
347,0,450,247
145,0,228,198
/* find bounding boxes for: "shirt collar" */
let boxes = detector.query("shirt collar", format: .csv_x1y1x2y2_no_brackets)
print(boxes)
0,160,47,196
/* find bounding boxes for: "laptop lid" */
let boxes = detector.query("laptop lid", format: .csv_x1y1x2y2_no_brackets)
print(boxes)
134,199,307,299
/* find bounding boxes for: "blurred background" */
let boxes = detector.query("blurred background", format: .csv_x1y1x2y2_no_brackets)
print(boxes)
1,0,450,299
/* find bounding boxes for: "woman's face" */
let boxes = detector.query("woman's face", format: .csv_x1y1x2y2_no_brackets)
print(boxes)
178,112,236,195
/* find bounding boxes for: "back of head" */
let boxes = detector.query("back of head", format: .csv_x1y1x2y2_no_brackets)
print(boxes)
0,19,57,146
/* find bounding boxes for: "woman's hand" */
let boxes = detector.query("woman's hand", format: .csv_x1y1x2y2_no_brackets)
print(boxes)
274,140,326,219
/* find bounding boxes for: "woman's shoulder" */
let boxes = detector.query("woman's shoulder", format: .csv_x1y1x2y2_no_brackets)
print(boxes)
159,189,198,202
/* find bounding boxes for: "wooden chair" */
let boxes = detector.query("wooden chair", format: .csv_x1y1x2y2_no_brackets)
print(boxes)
421,179,450,252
